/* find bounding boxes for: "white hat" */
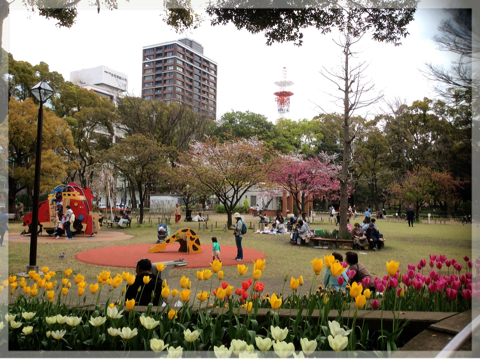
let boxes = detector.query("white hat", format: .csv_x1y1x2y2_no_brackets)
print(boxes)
234,212,241,218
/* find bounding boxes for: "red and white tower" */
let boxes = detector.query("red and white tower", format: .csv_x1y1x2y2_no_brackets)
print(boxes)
274,67,294,121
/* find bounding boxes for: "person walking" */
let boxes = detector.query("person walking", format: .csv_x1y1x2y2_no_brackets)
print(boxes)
406,207,415,227
64,205,74,240
211,237,222,262
364,207,371,224
233,212,244,261
174,203,182,224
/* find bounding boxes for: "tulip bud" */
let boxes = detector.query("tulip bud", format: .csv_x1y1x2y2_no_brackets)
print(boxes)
337,276,344,286
397,288,405,297
284,274,288,282
372,299,379,310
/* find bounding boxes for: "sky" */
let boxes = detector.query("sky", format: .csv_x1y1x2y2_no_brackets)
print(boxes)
4,4,458,122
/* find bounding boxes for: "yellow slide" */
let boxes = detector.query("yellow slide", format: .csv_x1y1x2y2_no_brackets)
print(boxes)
148,228,202,254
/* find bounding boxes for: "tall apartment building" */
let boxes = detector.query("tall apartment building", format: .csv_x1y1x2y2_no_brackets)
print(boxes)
141,38,218,119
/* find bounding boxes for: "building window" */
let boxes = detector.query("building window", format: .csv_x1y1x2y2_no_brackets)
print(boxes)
144,62,153,67
209,106,214,111
185,83,192,89
176,80,183,86
210,70,216,75
176,74,184,79
177,59,183,65
165,72,174,77
185,76,192,83
156,60,163,66
165,66,174,70
195,61,201,67
209,100,215,105
145,49,154,54
145,56,153,61
166,51,174,56
210,74,215,80
145,82,153,87
194,94,200,100
166,86,173,91
144,75,153,80
145,96,152,100
177,53,184,59
194,75,201,81
145,69,153,74
177,66,183,72
144,89,153,94
211,64,217,69
166,100,172,104
176,94,182,100
166,44,174,49
186,63,193,69
194,68,201,75
194,81,201,88
209,94,215,99
164,79,173,84
166,58,174,63
186,70,193,77
165,93,173,98
176,87,183,93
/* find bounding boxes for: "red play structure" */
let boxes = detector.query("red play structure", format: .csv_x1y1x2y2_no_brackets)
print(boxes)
23,182,99,236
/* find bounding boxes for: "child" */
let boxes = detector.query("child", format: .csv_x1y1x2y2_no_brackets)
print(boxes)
212,237,221,262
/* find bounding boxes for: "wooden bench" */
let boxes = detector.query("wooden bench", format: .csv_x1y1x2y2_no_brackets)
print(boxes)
8,214,16,223
107,219,130,228
311,237,354,249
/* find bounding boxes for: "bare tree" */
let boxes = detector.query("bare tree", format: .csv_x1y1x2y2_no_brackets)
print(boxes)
318,32,383,238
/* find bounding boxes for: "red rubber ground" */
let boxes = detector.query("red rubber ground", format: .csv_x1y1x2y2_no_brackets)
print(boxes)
75,243,266,269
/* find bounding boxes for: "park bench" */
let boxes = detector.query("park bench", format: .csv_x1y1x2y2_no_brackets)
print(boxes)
151,259,188,284
106,218,130,229
8,214,16,223
311,237,354,249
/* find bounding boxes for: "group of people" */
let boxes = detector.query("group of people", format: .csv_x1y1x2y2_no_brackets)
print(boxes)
350,218,385,251
53,205,74,240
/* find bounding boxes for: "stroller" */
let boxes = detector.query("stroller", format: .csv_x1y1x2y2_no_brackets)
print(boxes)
184,210,193,222
157,224,168,244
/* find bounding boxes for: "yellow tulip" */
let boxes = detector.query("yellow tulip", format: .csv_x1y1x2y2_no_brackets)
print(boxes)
97,274,103,284
171,289,179,297
197,291,208,302
112,277,122,288
156,263,167,272
106,278,113,286
32,274,41,282
28,271,35,278
237,264,248,276
253,269,262,281
324,254,335,269
67,282,72,289
290,277,299,291
78,281,88,289
363,289,371,299
211,259,222,273
226,285,234,297
78,288,85,296
62,278,69,287
125,298,135,311
187,281,192,289
100,270,111,281
30,288,38,297
11,281,18,289
41,267,49,274
348,282,363,298
74,274,85,284
253,259,266,271
311,258,324,275
323,295,329,305
355,294,366,308
122,272,129,281
47,290,55,300
246,302,253,313
180,276,189,288
19,281,27,288
64,269,72,277
398,288,405,298
331,261,346,278
179,289,191,302
168,309,177,320
196,271,204,281
48,271,56,278
45,274,51,281
89,283,99,294
143,276,152,285
127,274,135,286
216,288,226,301
269,293,282,310
218,271,224,280
299,276,304,286
2,280,8,287
162,286,170,298
23,286,30,294
203,270,212,280
386,261,400,277
61,288,69,296
37,279,46,288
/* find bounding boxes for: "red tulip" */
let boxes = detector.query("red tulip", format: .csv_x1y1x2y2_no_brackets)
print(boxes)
393,271,400,280
337,276,345,286
408,264,415,271
467,261,472,268
372,299,379,310
462,289,472,300
401,274,409,286
428,282,438,293
451,280,461,291
252,294,259,300
445,260,452,268
430,254,437,261
417,263,422,271
437,280,447,291
242,281,251,290
341,261,348,268
412,280,422,291
464,256,470,262
425,277,432,285
375,282,386,292
439,255,447,263
467,283,472,291
254,282,265,292
407,270,415,279
389,278,399,289
466,272,472,280
429,260,434,268
242,291,249,300
456,264,463,272
459,275,466,284
362,277,371,288
452,259,457,265
436,262,443,270
222,282,229,289
416,273,424,281
446,288,457,300
420,259,427,268
235,288,244,296
430,271,439,281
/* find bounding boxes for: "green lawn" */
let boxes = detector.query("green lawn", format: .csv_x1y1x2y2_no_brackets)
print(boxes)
5,218,472,285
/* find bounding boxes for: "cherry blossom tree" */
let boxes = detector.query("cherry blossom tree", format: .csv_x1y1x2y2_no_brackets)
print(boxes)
177,138,276,227
267,153,341,220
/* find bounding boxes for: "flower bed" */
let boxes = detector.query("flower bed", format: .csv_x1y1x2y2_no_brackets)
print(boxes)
0,254,476,354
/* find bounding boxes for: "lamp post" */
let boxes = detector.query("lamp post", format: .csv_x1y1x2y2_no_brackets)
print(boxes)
27,81,54,273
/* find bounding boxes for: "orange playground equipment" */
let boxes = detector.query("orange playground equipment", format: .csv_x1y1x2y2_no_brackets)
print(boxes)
148,228,202,254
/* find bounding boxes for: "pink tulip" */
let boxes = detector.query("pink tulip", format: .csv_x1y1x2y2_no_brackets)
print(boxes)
372,299,379,310
476,258,480,264
467,261,472,269
430,270,439,281
429,260,435,268
436,262,443,270
452,259,457,265
445,260,452,268
467,283,472,291
475,263,480,269
430,254,437,261
412,280,422,291
346,269,356,279
437,280,447,291
425,277,432,285
337,276,345,286
376,282,386,292
389,278,399,289
456,264,463,272
340,261,348,268
446,288,457,300
466,272,472,280
464,256,470,262
451,281,461,291
439,255,447,263
450,274,458,281
394,271,400,280
428,282,438,293
408,264,415,271
362,277,371,288
407,269,415,279
416,272,424,281
417,263,422,271
419,259,426,268
401,274,409,286
459,275,466,284
462,289,472,301
383,275,389,281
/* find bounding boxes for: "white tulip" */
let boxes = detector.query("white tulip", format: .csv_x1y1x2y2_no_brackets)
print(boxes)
167,346,183,358
65,316,82,327
107,327,121,337
56,314,66,324
245,344,255,353
140,316,160,330
119,327,138,340
51,330,67,340
273,341,295,358
89,316,107,327
45,316,57,325
22,312,36,321
150,338,169,352
230,339,248,356
5,314,15,322
214,345,233,358
270,326,289,342
328,335,348,352
293,353,305,358
299,338,317,356
238,352,258,358
22,326,33,335
184,329,201,343
0,322,4,331
328,321,351,338
9,320,22,329
107,306,123,319
255,337,273,352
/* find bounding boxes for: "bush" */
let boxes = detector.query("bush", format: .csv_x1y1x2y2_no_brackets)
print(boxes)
215,205,249,214
243,198,249,208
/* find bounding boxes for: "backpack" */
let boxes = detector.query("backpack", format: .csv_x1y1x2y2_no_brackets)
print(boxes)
70,213,75,224
241,220,247,235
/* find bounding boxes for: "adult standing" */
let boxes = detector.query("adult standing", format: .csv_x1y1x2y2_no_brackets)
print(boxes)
233,212,244,261
345,252,375,292
406,207,415,227
0,208,8,247
174,203,182,224
64,205,74,240
364,207,371,223
256,204,259,216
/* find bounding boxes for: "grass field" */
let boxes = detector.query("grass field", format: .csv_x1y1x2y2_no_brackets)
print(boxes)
5,216,473,288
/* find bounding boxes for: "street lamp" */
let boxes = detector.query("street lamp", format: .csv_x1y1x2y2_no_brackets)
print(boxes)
27,81,54,273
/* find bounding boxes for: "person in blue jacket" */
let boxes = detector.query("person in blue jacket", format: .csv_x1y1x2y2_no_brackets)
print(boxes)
323,252,348,291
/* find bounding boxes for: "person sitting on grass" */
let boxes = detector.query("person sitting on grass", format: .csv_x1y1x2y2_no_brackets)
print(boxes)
192,213,206,222
351,223,368,250
296,219,313,244
323,252,348,292
125,258,162,306
277,218,286,234
345,252,375,292
365,223,380,251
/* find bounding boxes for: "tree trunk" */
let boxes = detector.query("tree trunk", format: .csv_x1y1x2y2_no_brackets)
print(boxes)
226,208,232,228
138,182,144,224
130,180,137,209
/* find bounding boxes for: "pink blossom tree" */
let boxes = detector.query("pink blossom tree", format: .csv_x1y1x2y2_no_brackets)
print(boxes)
268,153,341,220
